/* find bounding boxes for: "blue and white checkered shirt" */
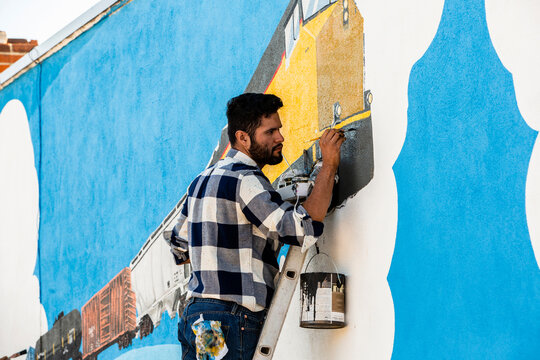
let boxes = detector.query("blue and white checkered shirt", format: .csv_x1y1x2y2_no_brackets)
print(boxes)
167,149,323,311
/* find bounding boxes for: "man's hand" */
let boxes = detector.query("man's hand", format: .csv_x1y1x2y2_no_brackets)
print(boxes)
302,129,346,222
319,129,346,171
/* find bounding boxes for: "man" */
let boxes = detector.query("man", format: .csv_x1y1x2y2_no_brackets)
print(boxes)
167,93,345,360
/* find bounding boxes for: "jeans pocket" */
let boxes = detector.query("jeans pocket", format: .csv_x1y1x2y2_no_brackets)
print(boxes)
187,313,236,359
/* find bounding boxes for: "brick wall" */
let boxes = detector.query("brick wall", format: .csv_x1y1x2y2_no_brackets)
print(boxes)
0,31,38,73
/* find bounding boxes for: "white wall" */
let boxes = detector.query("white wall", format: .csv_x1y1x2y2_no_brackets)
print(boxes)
485,0,540,268
0,100,46,355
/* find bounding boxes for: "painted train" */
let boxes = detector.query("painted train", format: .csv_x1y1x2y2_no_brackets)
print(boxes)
32,0,373,359
34,209,192,360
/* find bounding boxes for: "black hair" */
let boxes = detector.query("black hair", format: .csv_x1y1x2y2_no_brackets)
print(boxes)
226,93,283,146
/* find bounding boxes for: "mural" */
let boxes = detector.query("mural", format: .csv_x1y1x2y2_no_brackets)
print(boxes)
209,0,374,207
30,241,191,360
272,1,445,358
0,0,289,358
1,0,539,359
25,1,373,359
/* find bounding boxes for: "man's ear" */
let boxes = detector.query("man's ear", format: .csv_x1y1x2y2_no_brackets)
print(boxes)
235,130,251,150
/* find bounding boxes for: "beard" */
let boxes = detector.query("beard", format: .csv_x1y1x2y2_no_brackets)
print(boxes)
249,138,283,166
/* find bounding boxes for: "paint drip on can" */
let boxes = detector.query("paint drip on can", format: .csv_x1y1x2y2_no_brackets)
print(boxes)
300,251,346,329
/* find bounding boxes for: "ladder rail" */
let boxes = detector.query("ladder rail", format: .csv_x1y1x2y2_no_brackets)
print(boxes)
253,245,307,359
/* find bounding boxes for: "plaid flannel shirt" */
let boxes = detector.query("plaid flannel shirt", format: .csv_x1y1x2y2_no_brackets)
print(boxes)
167,149,323,311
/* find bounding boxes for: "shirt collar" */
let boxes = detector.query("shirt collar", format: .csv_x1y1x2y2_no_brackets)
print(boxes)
226,148,259,168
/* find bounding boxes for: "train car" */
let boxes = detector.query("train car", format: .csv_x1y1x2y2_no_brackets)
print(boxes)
81,268,136,360
34,310,82,360
129,196,192,338
209,0,374,206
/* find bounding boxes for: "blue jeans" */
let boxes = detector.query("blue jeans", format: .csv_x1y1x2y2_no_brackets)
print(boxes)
178,297,267,360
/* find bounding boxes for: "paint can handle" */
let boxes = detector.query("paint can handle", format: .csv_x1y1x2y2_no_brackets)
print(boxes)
304,247,343,286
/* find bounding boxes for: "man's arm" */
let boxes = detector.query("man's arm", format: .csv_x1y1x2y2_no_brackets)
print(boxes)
238,171,323,248
302,129,345,221
164,196,190,265
237,129,344,248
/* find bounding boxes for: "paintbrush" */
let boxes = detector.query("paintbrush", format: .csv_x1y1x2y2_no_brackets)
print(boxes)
304,128,356,143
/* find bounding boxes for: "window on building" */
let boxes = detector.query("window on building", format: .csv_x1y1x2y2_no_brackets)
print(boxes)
285,3,301,60
301,0,336,21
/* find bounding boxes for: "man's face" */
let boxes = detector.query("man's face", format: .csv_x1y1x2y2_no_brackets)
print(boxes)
248,112,285,167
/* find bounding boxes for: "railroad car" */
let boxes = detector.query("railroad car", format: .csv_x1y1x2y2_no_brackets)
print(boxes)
35,310,82,360
81,268,136,360
130,201,192,338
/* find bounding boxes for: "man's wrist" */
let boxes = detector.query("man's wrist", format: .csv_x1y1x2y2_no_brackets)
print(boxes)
321,162,339,174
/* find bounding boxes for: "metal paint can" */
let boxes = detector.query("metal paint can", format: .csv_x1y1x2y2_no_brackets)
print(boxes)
300,252,346,329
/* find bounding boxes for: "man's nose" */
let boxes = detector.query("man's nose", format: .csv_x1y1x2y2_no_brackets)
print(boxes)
276,130,284,143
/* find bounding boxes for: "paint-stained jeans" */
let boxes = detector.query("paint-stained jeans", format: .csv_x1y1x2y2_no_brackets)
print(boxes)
178,297,267,360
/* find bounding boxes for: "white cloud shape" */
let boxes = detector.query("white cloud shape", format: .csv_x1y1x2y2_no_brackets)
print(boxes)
486,0,540,268
0,99,47,355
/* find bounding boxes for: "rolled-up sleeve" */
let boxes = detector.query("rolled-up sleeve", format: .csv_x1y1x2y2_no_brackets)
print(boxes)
238,171,323,252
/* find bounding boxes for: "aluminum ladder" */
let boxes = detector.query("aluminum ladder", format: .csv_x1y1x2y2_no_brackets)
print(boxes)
253,244,307,359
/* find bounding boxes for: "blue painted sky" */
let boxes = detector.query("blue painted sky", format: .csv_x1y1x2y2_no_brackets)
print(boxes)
391,0,540,358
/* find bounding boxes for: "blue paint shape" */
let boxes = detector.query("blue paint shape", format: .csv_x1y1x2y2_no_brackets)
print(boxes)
278,244,290,267
390,0,540,358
